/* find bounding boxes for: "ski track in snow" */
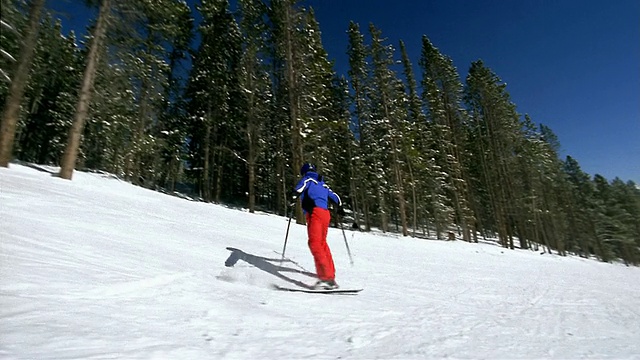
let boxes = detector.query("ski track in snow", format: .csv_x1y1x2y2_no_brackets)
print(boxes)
1,164,640,359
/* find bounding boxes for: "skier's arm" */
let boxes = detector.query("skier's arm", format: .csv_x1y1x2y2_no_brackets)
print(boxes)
326,186,342,207
329,189,346,216
292,178,307,199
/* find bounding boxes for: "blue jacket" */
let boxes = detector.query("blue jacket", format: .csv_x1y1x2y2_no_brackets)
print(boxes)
294,171,341,214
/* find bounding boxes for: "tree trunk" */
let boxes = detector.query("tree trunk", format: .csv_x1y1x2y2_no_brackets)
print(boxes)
248,156,256,212
59,0,110,179
246,64,257,213
346,143,360,227
130,57,151,185
247,120,257,212
379,187,388,233
283,2,304,223
202,123,211,202
391,139,408,236
407,160,418,237
215,148,223,203
0,0,46,167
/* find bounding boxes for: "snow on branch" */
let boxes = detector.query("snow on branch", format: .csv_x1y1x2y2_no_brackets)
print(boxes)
1,48,16,62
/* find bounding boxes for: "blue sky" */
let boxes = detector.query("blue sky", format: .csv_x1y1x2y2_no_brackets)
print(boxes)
51,0,639,183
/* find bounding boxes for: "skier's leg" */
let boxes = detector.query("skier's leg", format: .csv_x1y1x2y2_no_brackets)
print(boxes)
321,212,336,280
307,210,330,280
308,209,337,281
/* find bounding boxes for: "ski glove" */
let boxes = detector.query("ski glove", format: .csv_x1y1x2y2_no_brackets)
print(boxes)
337,207,346,217
289,190,299,207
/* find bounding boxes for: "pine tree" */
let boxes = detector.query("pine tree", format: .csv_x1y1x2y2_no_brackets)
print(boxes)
269,1,339,221
398,39,426,236
58,0,110,179
419,36,474,241
606,178,640,265
0,0,46,167
592,175,640,264
325,75,356,223
515,115,547,250
154,1,194,192
512,121,572,255
186,0,242,202
238,0,272,212
368,23,408,235
270,0,302,218
298,8,338,170
15,18,82,165
82,55,136,175
592,175,617,262
563,156,603,258
113,0,193,186
0,0,24,86
465,60,522,248
537,124,571,255
346,21,372,229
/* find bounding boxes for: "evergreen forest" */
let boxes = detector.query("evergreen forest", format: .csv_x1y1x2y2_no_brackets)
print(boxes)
1,0,639,265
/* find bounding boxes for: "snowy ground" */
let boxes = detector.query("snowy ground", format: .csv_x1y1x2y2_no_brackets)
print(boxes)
1,164,639,359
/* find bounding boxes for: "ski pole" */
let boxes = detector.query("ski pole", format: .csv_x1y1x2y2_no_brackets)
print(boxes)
338,214,354,266
281,203,295,265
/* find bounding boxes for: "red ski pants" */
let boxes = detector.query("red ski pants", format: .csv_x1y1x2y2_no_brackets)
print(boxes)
305,208,335,281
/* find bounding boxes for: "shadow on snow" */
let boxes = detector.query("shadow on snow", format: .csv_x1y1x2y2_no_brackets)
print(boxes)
224,247,317,289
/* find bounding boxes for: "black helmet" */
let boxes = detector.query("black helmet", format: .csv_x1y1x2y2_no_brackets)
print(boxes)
300,162,316,175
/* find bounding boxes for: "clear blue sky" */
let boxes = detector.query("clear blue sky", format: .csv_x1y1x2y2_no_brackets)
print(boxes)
51,0,640,183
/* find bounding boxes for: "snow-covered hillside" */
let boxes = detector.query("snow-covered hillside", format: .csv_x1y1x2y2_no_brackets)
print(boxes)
1,164,639,359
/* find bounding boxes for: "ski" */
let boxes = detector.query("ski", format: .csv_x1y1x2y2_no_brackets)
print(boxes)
272,284,362,295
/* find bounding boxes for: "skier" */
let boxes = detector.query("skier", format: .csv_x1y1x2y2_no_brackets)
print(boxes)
293,162,345,290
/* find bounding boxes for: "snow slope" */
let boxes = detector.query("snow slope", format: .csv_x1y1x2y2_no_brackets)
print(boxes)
1,164,639,359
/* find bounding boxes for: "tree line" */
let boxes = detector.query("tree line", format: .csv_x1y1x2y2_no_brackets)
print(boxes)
1,0,638,265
